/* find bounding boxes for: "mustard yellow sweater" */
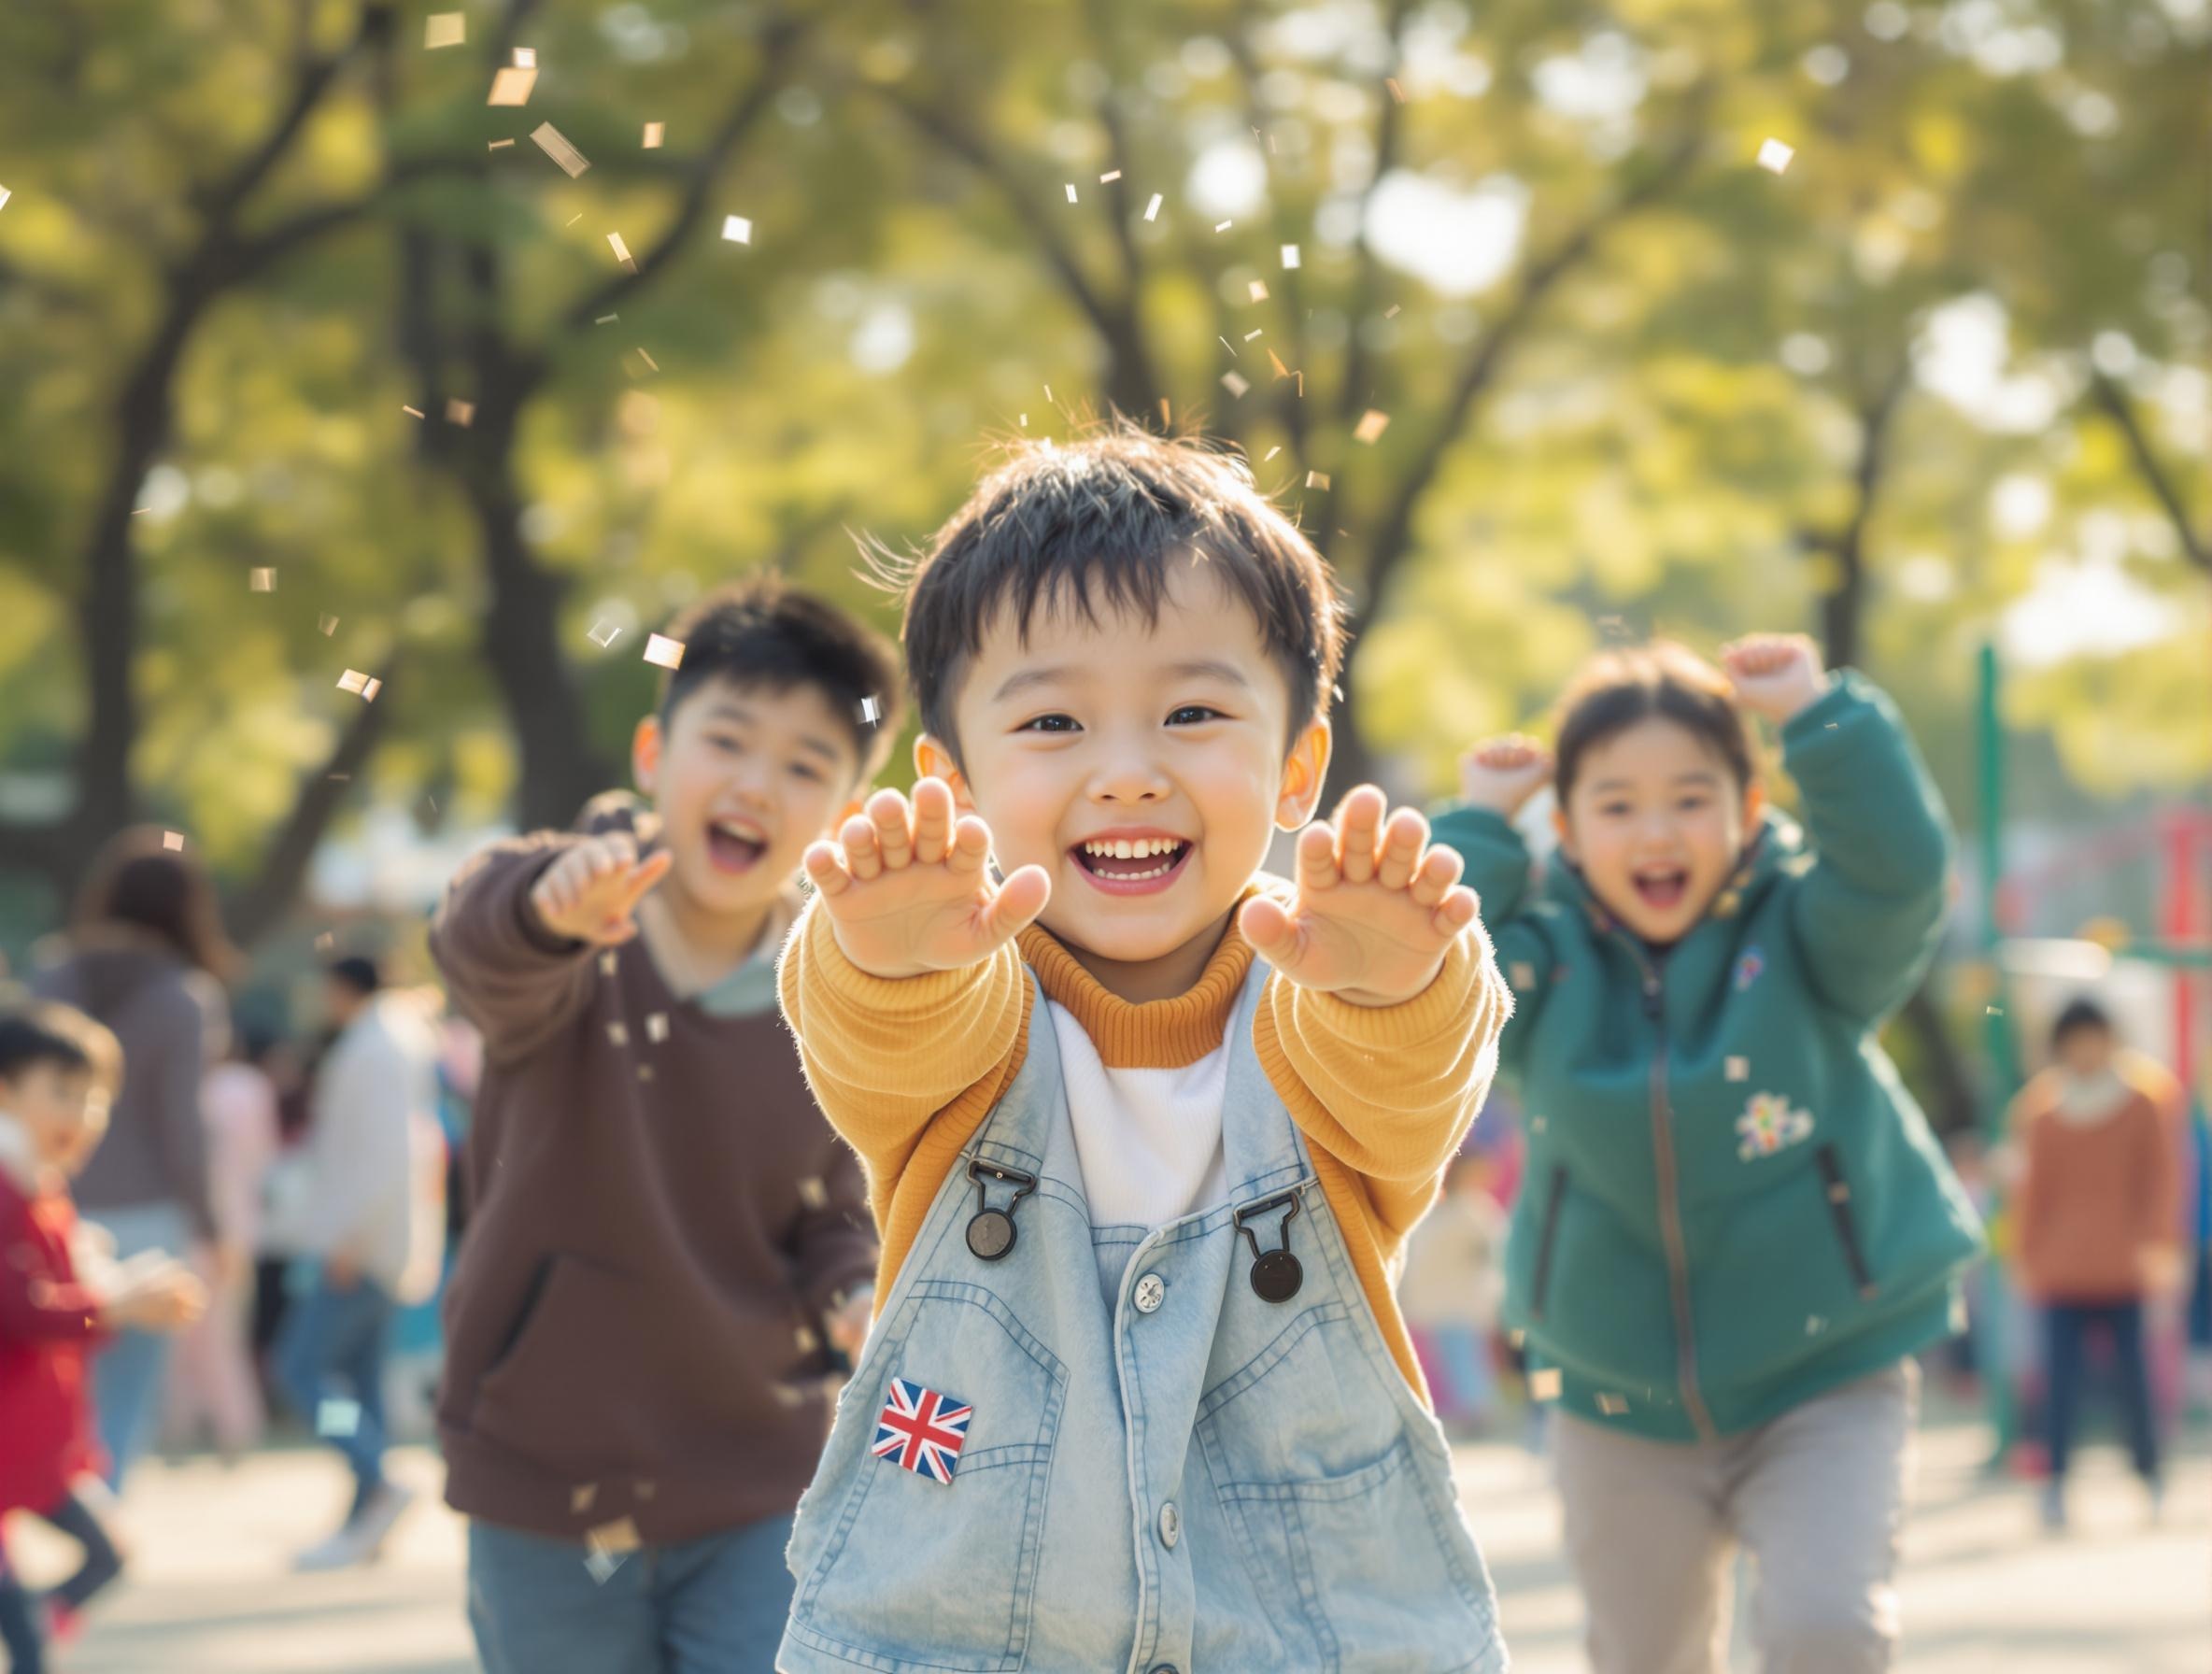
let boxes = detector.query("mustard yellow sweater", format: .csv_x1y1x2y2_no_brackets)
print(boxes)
777,882,1510,1403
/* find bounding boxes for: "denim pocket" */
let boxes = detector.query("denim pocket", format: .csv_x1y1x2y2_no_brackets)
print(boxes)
1217,1435,1500,1673
789,1281,1066,1674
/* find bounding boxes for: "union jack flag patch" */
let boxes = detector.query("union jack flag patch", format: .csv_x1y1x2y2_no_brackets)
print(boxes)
872,1378,972,1485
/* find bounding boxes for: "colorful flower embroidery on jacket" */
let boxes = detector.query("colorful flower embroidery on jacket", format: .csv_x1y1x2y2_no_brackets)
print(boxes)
1734,948,1765,992
1736,1091,1814,1161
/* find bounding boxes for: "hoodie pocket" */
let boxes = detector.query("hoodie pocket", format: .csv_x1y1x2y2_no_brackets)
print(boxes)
1529,1165,1568,1321
470,1256,664,1470
1814,1144,1877,1300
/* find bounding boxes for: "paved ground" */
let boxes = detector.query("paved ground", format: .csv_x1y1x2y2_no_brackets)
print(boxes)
9,1417,2206,1671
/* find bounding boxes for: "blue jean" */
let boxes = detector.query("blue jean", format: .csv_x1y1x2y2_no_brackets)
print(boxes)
2046,1299,2160,1483
84,1202,192,1489
468,1513,798,1674
273,1271,394,1504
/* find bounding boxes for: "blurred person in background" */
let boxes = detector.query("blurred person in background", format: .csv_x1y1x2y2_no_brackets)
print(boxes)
2010,997,2180,1530
248,1032,312,1389
29,828,235,1489
1398,1150,1508,1437
262,956,439,1570
163,1021,283,1459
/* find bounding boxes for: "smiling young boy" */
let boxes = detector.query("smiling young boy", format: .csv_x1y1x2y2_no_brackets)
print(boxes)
775,427,1514,1674
428,577,900,1674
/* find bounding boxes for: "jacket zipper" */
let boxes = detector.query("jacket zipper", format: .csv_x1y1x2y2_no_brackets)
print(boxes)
1529,1164,1567,1321
1627,943,1716,1440
1814,1144,1878,1298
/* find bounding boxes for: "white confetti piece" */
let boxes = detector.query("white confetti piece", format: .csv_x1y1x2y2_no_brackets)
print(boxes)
644,633,685,670
1099,169,1121,183
1596,1392,1629,1416
487,139,514,150
532,121,590,176
1806,1314,1827,1336
607,1021,629,1047
1529,1369,1562,1402
1384,303,1401,319
798,1176,829,1211
318,614,338,636
645,1013,669,1043
1354,408,1390,444
1508,1328,1526,1349
721,215,752,244
643,121,664,149
513,47,536,68
162,831,185,851
249,567,276,592
361,677,382,702
607,231,636,269
1242,328,1263,342
424,12,464,48
0,187,11,213
1757,137,1794,174
795,1325,818,1354
858,694,881,724
1221,371,1251,397
1281,243,1300,269
337,669,370,694
1064,183,1078,203
598,950,618,977
488,66,537,106
1508,961,1536,989
588,618,623,649
1143,192,1162,221
1725,1056,1750,1082
633,347,659,374
584,1549,625,1584
402,404,425,418
1305,471,1330,489
595,314,617,325
317,1398,362,1438
1214,219,1232,232
1248,280,1269,303
446,398,475,426
1262,446,1281,462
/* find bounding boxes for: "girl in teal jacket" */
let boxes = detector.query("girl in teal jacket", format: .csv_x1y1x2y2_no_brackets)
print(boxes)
1438,633,1982,1674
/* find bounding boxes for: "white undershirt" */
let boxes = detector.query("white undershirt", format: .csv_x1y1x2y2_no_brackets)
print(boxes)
1047,1000,1229,1231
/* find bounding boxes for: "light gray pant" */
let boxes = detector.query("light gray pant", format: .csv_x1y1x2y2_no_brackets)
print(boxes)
1552,1360,1918,1674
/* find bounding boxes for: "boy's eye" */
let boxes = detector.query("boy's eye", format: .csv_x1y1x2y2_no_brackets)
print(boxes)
1017,714,1081,733
709,732,744,754
1166,705,1225,726
789,761,825,783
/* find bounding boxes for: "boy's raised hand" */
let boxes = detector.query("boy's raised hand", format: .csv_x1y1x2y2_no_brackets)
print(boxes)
1240,787,1480,1009
530,832,674,946
802,778,1050,981
1458,734,1554,816
1722,631,1830,725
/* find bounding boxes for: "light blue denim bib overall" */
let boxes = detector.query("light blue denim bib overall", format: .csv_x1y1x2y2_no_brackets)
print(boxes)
778,961,1508,1674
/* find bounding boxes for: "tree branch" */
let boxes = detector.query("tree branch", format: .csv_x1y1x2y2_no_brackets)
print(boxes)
1334,0,1415,439
2090,369,2210,573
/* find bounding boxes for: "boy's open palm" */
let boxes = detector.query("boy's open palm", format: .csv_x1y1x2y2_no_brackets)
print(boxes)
1458,734,1553,816
1241,787,1479,1009
803,778,1050,981
530,832,674,946
1722,632,1829,724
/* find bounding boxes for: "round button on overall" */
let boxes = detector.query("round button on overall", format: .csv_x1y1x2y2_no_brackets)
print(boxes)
966,1208,1016,1261
1133,1273,1166,1314
1249,1247,1303,1303
1157,1501,1181,1549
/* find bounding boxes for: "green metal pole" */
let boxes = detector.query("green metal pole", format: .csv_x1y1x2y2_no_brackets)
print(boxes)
1977,641,2021,1466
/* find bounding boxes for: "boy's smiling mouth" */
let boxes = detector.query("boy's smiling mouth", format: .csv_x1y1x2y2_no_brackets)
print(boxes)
1630,864,1691,912
1070,830,1193,896
706,816,771,873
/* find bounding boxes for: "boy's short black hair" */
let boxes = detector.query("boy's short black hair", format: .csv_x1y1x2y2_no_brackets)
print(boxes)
0,1002,122,1099
892,422,1347,761
657,575,902,781
1553,642,1759,803
2051,996,2115,1048
326,955,382,999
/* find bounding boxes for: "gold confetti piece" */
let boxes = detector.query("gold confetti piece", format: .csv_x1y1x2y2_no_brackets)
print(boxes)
1725,1056,1749,1081
163,831,185,851
1213,219,1232,232
588,618,622,648
488,139,514,150
1221,371,1251,397
532,121,589,176
361,677,382,702
798,1176,829,1210
570,1482,598,1514
645,1012,669,1043
424,11,464,48
488,66,538,106
720,215,752,244
1143,192,1162,221
607,1021,629,1047
249,567,276,591
599,950,618,977
644,633,685,670
1064,183,1078,203
318,614,338,636
586,1516,641,1555
595,314,617,325
795,1325,818,1353
1249,280,1269,303
1281,244,1300,269
402,404,425,418
563,212,581,228
1262,446,1281,462
513,47,536,68
1385,76,1407,103
643,121,664,149
1267,349,1292,379
1529,1369,1562,1402
1597,1392,1629,1415
607,231,635,270
1384,303,1401,319
337,669,369,694
1042,384,1053,401
446,398,475,426
1757,137,1794,174
1354,408,1391,444
1508,962,1535,988
638,1064,655,1082
1099,169,1122,182
0,187,11,213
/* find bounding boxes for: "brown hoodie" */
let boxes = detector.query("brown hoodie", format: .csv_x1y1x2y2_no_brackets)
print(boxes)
429,796,875,1543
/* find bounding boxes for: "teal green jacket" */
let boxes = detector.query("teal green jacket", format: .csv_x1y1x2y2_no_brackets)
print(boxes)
1434,674,1985,1441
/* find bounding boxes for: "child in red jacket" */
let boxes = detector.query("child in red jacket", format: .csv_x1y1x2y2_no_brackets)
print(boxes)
0,1004,203,1672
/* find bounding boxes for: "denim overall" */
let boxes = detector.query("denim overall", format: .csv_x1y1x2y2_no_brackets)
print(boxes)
778,961,1507,1674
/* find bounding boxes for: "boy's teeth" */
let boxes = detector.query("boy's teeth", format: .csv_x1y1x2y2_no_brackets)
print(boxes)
1084,837,1181,858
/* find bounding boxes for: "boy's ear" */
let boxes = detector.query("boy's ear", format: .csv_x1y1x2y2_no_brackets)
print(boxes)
914,735,978,815
631,714,665,799
1274,716,1333,830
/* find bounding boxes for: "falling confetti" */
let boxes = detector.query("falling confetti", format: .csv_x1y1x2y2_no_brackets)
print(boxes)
721,215,752,244
1281,244,1301,269
1305,471,1331,490
599,950,618,977
584,1550,625,1585
607,231,636,270
643,121,665,149
1596,1392,1629,1416
1757,137,1795,174
1805,1314,1828,1336
588,618,622,649
513,46,536,67
401,404,425,419
1241,328,1264,342
532,121,590,177
424,11,464,48
607,1021,630,1047
595,313,618,325
1221,371,1251,397
634,1480,657,1501
337,670,370,694
1725,1056,1749,1082
1248,280,1269,303
0,187,10,213
317,1398,362,1438
362,677,382,702
571,1483,598,1514
162,831,185,852
249,567,276,592
1384,303,1401,319
1509,962,1535,988
1143,193,1162,222
645,1013,670,1043
644,633,686,670
798,1176,829,1210
1262,446,1281,462
1099,169,1121,183
633,347,660,374
794,1324,819,1353
1529,1369,1562,1402
858,694,881,724
1354,408,1391,444
1385,77,1407,103
318,614,338,636
488,66,538,106
487,139,514,150
447,398,475,426
1213,219,1232,232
